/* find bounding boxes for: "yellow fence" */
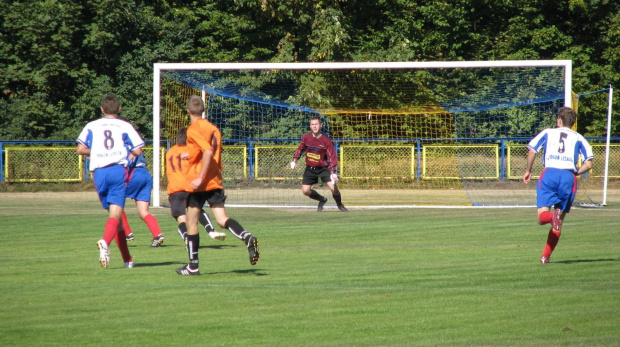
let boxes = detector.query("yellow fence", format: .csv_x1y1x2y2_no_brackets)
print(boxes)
4,143,620,183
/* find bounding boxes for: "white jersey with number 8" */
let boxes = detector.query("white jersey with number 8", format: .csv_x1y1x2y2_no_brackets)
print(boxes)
77,117,145,171
527,127,593,172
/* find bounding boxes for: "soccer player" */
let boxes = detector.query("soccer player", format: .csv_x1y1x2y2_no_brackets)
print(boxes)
165,127,226,242
523,106,593,264
76,93,144,268
176,95,259,276
121,152,166,247
290,117,349,212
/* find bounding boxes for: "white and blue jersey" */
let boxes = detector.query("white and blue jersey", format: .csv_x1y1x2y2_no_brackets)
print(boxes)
76,117,145,171
528,127,593,211
77,117,144,209
527,127,593,173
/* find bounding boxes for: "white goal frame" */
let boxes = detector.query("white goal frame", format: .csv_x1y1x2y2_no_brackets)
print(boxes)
151,60,573,207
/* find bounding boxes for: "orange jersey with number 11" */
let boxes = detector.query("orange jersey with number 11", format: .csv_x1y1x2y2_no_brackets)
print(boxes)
165,144,190,195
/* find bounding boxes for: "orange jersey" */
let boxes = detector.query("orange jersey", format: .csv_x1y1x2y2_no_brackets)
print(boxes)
165,144,190,195
185,118,223,192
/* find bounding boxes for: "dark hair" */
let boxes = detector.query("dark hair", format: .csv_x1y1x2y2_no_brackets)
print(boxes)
558,107,577,128
187,95,205,116
101,93,121,115
309,116,321,123
176,127,188,145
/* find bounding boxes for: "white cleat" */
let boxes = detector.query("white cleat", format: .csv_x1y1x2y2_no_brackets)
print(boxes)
124,261,134,268
208,231,227,241
97,239,110,268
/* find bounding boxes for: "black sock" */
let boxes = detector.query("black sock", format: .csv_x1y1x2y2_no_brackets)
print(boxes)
199,209,214,232
309,189,325,202
225,218,251,243
178,222,188,240
333,190,343,206
186,234,200,269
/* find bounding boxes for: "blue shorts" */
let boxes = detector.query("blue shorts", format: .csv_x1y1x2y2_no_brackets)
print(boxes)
537,168,577,212
93,165,127,209
126,167,153,202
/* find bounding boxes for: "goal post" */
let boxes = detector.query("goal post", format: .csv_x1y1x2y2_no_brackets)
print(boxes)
152,60,577,208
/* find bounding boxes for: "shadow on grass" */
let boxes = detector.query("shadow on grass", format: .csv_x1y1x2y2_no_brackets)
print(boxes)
206,268,268,276
556,258,619,264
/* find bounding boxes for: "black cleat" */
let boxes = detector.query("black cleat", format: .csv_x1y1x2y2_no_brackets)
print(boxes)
246,236,259,265
337,205,349,212
317,197,328,212
176,264,200,276
126,233,135,242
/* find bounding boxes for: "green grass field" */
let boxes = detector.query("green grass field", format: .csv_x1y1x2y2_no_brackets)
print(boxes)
1,192,619,346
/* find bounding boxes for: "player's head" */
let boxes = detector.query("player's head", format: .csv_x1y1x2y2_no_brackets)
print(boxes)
176,127,188,146
187,95,205,117
309,117,322,134
558,107,577,128
101,93,121,115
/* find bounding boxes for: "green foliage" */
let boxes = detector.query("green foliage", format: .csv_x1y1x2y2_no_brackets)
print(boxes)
1,0,619,140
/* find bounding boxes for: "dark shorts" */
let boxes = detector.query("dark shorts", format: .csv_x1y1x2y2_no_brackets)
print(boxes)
168,191,188,218
186,189,227,209
302,166,331,185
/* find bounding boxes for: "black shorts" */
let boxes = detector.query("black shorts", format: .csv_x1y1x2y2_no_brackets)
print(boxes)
302,166,331,185
186,189,227,208
168,191,189,218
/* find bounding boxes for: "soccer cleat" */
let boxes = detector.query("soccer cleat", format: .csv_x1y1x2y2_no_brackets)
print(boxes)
317,197,328,212
97,239,109,268
208,230,227,241
551,208,563,232
246,236,260,265
126,233,135,242
124,260,134,268
151,234,165,247
176,264,199,276
337,205,349,212
540,256,551,264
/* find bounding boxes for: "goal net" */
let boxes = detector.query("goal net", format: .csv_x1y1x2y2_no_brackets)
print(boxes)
152,61,608,208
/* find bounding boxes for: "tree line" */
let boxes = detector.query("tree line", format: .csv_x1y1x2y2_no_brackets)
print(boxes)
1,0,618,141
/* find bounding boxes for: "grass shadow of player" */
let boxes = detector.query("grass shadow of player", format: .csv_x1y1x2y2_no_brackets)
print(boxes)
555,258,619,264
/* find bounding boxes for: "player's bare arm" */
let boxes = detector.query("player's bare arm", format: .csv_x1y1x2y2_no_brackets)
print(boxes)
76,143,90,156
523,149,537,184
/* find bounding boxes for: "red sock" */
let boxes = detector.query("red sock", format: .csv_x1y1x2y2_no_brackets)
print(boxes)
144,214,162,237
542,229,561,258
121,211,133,236
538,211,552,224
103,218,120,245
115,226,132,263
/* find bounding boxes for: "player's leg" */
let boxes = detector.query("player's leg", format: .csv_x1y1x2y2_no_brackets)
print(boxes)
96,166,127,268
136,200,164,247
121,211,134,241
176,192,204,275
301,167,327,211
212,205,260,266
542,171,576,263
169,192,188,241
325,181,348,212
200,209,226,241
114,221,133,268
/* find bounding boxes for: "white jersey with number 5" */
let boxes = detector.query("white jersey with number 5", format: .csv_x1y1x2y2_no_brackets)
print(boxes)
77,117,145,171
527,127,593,172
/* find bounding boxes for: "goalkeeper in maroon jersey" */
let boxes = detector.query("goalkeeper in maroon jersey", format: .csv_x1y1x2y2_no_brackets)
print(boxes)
290,117,349,212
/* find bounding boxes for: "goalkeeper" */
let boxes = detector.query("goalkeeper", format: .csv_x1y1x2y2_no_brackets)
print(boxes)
290,117,349,212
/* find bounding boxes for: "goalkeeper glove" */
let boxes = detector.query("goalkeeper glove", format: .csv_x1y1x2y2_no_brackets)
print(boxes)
290,161,296,169
330,173,339,184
